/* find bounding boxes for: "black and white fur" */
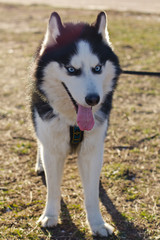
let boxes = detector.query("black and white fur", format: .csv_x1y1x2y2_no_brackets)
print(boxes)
30,11,121,237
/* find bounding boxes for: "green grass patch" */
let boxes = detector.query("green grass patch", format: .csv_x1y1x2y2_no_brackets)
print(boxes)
103,163,136,181
140,211,156,223
12,142,32,155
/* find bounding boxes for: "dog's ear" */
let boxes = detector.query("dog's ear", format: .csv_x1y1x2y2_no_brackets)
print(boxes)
40,12,63,55
95,12,111,45
48,12,63,41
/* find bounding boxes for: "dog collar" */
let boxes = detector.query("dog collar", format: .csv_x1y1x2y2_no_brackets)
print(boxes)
70,125,84,145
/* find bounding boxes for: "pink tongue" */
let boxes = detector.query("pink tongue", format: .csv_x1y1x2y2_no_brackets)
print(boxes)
77,104,94,131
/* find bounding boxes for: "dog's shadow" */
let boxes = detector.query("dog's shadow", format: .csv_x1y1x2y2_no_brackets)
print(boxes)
40,174,145,240
99,181,146,240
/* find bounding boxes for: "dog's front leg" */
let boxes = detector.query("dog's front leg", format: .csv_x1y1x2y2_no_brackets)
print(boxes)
35,142,44,175
78,123,114,237
38,145,66,228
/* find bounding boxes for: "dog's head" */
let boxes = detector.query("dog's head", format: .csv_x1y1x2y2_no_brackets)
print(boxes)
36,12,120,130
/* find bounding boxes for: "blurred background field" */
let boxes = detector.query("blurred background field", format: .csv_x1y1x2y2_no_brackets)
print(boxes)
0,3,160,240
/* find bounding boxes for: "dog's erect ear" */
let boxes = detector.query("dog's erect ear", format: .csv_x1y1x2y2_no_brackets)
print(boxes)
95,12,111,45
40,12,63,55
48,12,63,41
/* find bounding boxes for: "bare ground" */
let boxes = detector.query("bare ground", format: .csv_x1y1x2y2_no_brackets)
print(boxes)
0,0,160,13
0,3,160,240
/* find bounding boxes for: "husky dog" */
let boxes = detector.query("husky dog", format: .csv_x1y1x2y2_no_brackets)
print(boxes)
30,11,121,237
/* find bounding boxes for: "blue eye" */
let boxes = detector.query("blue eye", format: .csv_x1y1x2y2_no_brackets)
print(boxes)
65,66,81,76
66,66,75,73
92,65,102,74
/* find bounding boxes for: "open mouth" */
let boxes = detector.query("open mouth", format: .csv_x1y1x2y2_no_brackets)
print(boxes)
62,82,95,131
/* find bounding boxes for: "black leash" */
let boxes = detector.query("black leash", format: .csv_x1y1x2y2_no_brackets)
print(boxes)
122,70,160,77
61,82,84,146
61,82,78,112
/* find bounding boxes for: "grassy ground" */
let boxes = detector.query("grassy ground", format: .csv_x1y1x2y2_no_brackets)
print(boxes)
0,3,160,240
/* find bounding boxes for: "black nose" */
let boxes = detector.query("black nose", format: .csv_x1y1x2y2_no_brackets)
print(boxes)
85,94,100,106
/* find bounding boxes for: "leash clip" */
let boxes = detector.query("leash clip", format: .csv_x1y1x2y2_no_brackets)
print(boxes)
70,126,84,144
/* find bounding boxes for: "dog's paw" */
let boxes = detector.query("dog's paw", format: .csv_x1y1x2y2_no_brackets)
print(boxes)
91,222,114,237
38,215,58,228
